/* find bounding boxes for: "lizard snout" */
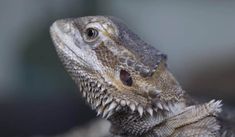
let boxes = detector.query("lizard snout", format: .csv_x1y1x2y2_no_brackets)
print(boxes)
51,19,72,34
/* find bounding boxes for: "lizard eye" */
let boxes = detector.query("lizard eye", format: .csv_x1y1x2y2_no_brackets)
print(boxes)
120,70,133,86
84,27,99,42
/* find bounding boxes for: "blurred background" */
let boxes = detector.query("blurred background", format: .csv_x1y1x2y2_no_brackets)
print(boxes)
0,0,235,137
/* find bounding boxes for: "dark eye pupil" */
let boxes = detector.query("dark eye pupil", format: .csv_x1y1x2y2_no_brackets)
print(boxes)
86,28,98,38
120,70,133,86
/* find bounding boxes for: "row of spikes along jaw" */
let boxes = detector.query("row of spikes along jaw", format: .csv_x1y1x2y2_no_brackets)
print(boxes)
75,61,185,120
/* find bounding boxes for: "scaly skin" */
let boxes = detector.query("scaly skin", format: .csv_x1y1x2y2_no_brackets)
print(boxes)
50,16,223,137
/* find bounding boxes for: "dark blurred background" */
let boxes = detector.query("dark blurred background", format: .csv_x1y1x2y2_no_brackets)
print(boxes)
0,0,235,137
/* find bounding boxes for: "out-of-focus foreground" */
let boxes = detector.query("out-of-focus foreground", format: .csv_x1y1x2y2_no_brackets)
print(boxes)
0,1,235,137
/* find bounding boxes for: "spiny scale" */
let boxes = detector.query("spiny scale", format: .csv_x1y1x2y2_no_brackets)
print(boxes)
147,108,153,116
137,106,144,117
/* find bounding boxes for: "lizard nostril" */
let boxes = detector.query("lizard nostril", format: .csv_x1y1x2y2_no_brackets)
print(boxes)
120,69,133,86
54,19,71,33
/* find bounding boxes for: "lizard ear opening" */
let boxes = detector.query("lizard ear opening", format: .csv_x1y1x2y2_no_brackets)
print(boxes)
120,69,133,86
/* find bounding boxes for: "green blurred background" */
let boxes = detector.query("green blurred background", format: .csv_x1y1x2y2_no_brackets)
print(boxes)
0,0,235,137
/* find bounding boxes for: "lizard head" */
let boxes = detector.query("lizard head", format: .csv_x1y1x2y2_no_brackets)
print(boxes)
50,16,185,118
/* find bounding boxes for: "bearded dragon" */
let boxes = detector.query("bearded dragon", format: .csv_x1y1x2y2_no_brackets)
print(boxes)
50,16,226,137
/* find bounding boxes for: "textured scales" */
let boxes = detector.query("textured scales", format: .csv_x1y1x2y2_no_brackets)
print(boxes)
50,16,223,137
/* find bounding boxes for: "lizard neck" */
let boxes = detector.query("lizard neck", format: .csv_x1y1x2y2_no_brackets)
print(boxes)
108,102,186,137
108,109,160,136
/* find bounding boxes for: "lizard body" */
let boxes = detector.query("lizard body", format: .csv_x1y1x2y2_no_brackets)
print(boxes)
50,16,224,137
